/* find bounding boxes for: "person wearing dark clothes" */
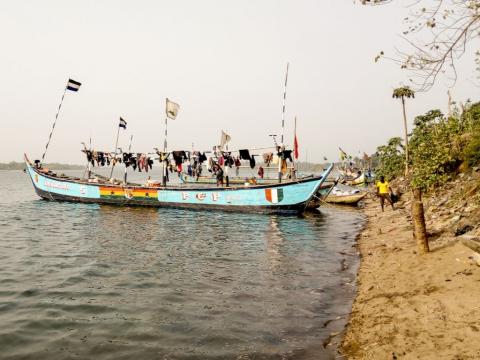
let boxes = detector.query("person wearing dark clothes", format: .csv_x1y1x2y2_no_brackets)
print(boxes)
213,164,224,187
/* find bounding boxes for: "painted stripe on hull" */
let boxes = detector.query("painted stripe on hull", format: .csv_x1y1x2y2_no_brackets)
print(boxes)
34,187,305,214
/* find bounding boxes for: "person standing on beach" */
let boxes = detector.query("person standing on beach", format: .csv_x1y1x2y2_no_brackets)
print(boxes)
376,176,394,212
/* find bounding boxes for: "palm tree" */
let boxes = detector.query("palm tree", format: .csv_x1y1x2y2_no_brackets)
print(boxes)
392,86,415,175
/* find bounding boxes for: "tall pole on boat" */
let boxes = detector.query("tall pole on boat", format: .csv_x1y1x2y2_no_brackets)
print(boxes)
87,136,92,179
162,98,179,186
109,123,121,179
292,116,297,179
162,114,168,186
281,62,289,145
124,134,133,184
278,62,289,183
41,87,67,164
41,79,81,164
225,137,229,187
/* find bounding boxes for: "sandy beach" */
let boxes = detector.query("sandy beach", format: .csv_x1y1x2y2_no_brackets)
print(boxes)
341,189,480,359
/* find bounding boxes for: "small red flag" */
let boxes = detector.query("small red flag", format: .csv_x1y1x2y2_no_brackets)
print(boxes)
294,134,299,159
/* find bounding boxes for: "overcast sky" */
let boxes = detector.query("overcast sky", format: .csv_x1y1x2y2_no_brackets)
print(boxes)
1,0,478,164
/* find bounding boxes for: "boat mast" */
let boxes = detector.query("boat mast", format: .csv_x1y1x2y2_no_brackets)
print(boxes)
41,87,67,164
162,99,168,186
109,122,121,179
278,62,289,183
292,116,297,178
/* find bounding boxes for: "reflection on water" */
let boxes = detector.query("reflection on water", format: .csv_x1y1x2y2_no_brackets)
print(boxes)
0,171,364,359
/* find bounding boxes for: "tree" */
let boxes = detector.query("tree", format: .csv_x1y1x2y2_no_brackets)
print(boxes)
362,0,480,91
375,136,404,180
392,86,415,175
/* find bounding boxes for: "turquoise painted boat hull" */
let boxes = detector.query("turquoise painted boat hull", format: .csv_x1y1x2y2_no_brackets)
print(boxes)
25,156,333,214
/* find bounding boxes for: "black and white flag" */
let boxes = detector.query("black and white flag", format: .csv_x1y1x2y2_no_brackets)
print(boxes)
119,117,127,129
66,78,82,92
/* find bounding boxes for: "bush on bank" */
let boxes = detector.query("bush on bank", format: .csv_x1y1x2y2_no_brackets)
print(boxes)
374,100,480,191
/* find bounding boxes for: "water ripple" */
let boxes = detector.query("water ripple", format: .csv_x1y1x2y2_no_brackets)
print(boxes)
0,170,365,359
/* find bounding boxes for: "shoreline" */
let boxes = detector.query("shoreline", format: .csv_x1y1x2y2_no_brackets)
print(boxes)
340,193,480,359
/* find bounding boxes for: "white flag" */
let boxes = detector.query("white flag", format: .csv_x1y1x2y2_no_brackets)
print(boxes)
220,130,231,149
166,98,180,120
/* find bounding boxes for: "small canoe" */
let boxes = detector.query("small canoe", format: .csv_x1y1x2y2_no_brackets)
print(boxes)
345,173,365,186
25,155,333,215
324,192,367,204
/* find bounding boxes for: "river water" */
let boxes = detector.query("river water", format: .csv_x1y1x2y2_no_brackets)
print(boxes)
0,170,364,359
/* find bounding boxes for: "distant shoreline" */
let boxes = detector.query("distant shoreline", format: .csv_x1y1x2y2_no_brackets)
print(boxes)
0,162,84,170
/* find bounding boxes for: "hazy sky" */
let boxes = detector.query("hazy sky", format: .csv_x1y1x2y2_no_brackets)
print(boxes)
1,0,478,164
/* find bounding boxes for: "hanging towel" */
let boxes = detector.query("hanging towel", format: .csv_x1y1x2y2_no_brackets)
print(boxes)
249,155,256,169
239,149,251,161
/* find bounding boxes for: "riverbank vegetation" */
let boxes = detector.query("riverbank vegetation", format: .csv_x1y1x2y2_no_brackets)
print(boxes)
375,100,480,191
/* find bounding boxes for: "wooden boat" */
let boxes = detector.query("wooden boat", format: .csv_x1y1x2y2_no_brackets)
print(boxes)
25,155,333,214
305,182,335,210
340,172,365,186
306,183,367,209
324,191,367,204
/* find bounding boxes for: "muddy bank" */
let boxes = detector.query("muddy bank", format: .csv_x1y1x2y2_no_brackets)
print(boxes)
341,176,480,359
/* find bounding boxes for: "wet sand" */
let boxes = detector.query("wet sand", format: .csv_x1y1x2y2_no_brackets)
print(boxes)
341,196,480,359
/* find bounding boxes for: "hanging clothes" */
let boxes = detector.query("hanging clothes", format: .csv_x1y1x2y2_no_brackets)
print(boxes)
198,152,207,163
249,155,256,169
223,152,234,167
263,152,273,166
281,159,288,175
272,154,279,165
131,156,137,171
207,157,214,172
172,151,186,166
85,150,94,166
283,150,293,162
258,166,264,179
239,149,251,161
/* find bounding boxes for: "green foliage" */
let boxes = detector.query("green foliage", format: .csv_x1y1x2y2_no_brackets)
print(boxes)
463,126,480,167
409,109,463,190
462,102,480,167
374,100,480,191
374,137,404,181
392,86,415,99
